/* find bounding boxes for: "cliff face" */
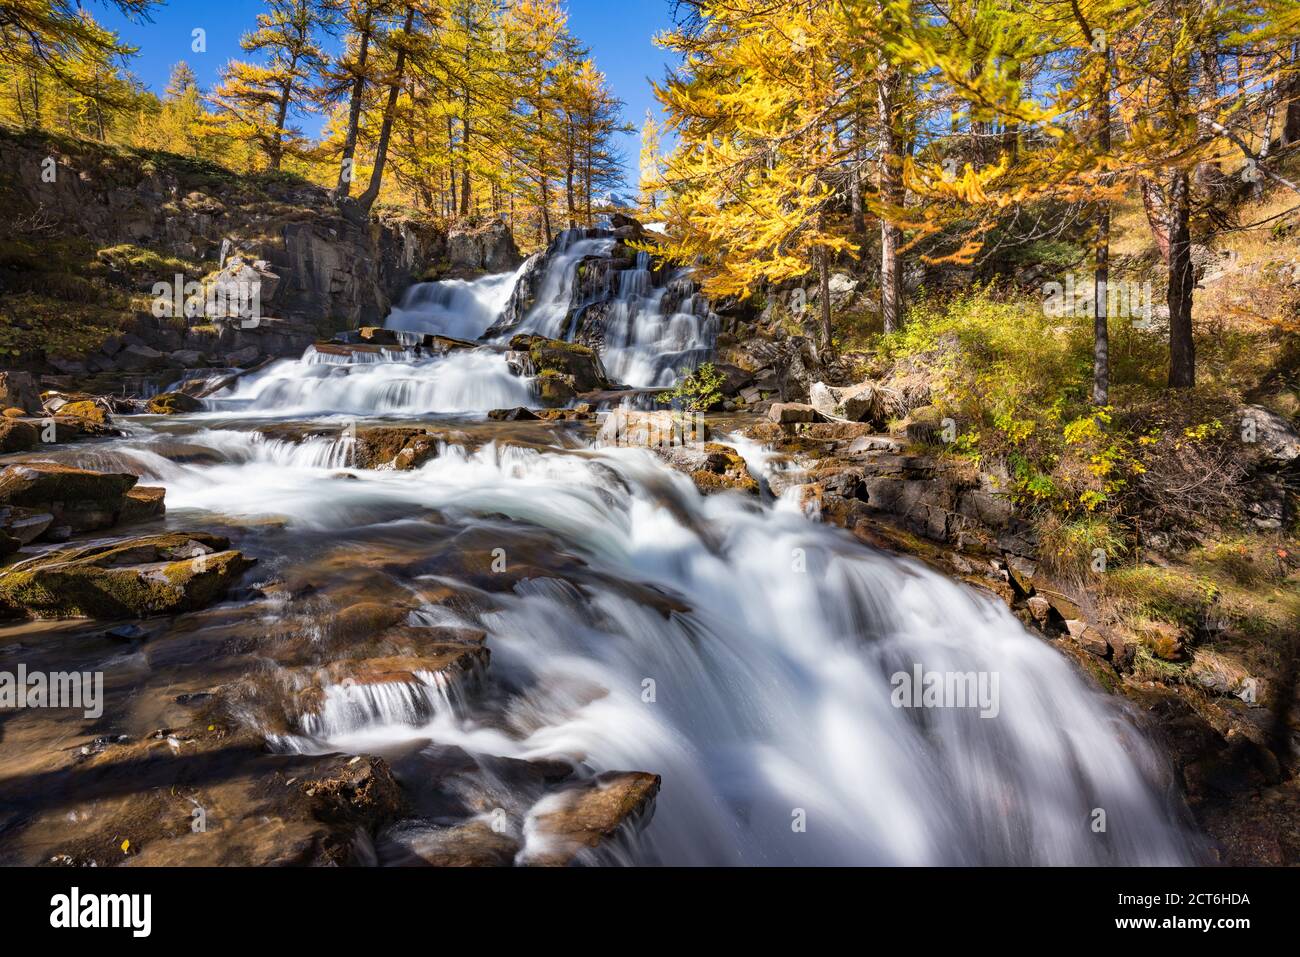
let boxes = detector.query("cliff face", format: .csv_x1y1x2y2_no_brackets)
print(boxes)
0,129,519,387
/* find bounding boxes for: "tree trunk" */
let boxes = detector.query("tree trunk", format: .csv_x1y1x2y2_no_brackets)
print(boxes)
818,247,833,353
1283,41,1300,146
459,110,471,215
357,7,415,213
877,64,904,333
1092,47,1112,406
1166,169,1196,388
334,17,372,199
270,84,292,171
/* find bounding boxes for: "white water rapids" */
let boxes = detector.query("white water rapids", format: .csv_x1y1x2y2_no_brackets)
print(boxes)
69,233,1199,865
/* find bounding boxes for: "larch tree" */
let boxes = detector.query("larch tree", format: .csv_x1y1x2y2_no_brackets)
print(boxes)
207,0,327,170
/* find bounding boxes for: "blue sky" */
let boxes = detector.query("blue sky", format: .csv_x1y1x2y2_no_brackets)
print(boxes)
96,0,678,188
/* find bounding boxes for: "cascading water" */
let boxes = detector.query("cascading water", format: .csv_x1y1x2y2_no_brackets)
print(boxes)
24,225,1201,866
600,251,719,387
86,426,1197,865
386,267,523,340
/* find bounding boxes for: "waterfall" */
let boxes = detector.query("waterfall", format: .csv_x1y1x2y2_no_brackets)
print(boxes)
121,430,1196,865
386,268,524,341
95,229,1204,867
600,252,720,387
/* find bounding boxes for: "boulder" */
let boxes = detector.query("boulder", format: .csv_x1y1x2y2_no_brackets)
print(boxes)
0,506,53,545
488,407,540,421
597,410,708,448
114,343,168,372
1241,405,1300,463
658,443,758,495
809,380,891,424
0,371,40,414
58,399,110,427
0,418,37,453
0,463,138,534
522,771,661,866
0,532,255,619
147,391,204,414
768,402,824,425
119,486,166,525
509,334,611,394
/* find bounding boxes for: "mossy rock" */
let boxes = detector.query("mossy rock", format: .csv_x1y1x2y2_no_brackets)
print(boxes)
147,391,203,415
0,462,137,509
58,399,110,426
536,370,577,407
0,532,254,620
510,334,610,392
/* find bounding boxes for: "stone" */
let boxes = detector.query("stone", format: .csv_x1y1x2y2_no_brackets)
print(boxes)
809,380,887,423
768,402,823,425
0,532,255,619
169,349,206,367
509,334,611,393
119,486,166,525
1005,555,1038,595
658,443,759,495
1026,595,1051,624
392,435,441,471
1241,405,1300,463
147,391,204,414
0,371,40,414
1040,588,1082,622
0,506,53,545
522,771,661,866
597,410,708,448
0,418,37,452
487,407,540,421
226,346,262,367
0,462,138,533
58,399,110,426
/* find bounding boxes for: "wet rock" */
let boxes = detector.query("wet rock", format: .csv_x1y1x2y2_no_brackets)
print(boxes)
509,334,612,394
0,462,139,534
119,486,166,525
58,399,111,427
488,407,540,421
0,505,54,545
387,819,520,867
522,771,661,866
353,427,429,469
356,326,399,345
0,532,255,619
393,435,442,471
147,391,203,414
658,443,758,495
1026,595,1051,624
0,418,37,452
